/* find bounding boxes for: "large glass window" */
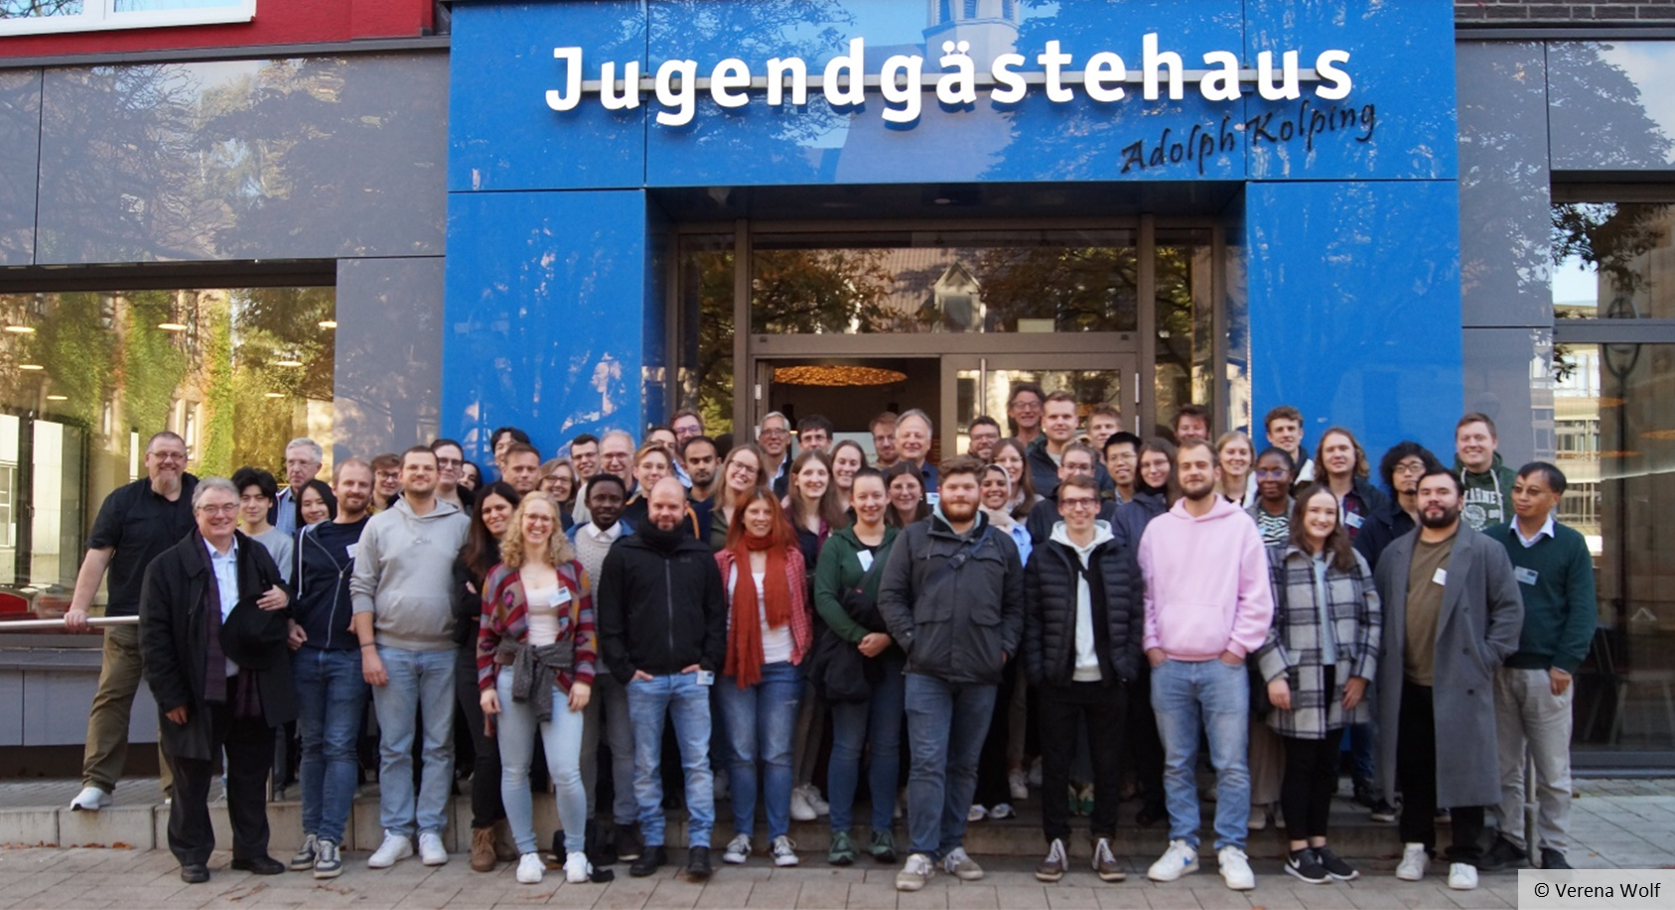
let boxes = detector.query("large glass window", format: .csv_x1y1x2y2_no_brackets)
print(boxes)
0,0,251,35
1552,194,1675,756
0,285,333,610
748,230,1139,336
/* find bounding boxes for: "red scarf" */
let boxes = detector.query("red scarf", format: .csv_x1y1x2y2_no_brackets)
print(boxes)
725,533,792,689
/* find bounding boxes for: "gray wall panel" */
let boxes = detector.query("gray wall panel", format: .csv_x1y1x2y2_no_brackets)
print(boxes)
0,69,40,267
35,53,447,265
1462,326,1553,470
332,256,444,460
1457,42,1552,330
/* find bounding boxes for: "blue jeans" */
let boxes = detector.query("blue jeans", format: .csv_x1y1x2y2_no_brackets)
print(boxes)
903,673,996,858
716,662,803,841
371,645,456,838
828,654,905,832
495,669,589,855
293,647,369,844
1151,658,1250,850
626,672,714,848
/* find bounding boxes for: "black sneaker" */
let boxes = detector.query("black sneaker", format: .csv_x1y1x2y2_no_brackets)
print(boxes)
1478,835,1526,873
1314,845,1359,881
683,846,713,882
1352,782,1376,809
615,823,644,863
1284,848,1329,885
1369,799,1398,823
1540,848,1571,870
629,844,666,877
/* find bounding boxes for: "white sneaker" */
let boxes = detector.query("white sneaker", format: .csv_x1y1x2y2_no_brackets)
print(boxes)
516,852,544,884
798,783,830,816
722,833,752,865
771,835,799,867
417,831,447,866
895,853,935,892
1218,846,1255,891
69,786,111,811
967,804,988,822
367,832,413,868
790,787,817,822
1147,839,1200,882
941,846,983,881
989,802,1014,820
1447,862,1478,890
1396,843,1429,881
564,851,591,884
1009,768,1029,801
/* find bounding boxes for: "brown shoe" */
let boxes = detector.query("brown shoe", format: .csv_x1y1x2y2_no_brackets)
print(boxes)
1036,838,1067,882
492,819,520,862
470,827,497,872
1093,837,1127,882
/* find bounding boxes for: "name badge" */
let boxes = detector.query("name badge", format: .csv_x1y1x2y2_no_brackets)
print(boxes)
1432,568,1448,586
1344,512,1364,529
345,543,358,560
857,550,875,572
554,586,573,605
926,492,941,507
1515,567,1539,586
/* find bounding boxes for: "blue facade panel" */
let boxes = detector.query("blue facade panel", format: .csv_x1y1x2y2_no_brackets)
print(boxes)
1246,180,1463,464
442,189,651,460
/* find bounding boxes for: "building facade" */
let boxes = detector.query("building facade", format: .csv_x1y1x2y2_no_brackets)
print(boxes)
0,0,1672,766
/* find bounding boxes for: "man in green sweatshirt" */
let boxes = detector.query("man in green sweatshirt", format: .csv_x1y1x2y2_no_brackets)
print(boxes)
1480,462,1595,872
1454,413,1517,530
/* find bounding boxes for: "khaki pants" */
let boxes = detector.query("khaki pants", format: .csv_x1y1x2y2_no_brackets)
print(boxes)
1493,666,1574,853
82,624,172,797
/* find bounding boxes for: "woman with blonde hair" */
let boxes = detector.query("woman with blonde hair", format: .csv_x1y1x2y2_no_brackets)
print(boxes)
478,492,596,886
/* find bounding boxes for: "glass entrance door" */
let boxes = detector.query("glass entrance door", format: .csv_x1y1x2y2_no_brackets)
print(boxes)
945,354,1139,456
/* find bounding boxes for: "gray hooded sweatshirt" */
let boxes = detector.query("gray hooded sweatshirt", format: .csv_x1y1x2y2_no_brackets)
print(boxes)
350,496,471,651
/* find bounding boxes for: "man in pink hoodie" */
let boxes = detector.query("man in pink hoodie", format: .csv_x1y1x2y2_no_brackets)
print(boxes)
1136,438,1274,892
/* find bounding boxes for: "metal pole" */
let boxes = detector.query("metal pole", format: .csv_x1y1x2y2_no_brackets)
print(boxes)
0,616,139,630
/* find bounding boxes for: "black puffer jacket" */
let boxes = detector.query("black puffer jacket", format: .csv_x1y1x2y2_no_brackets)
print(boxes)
878,510,1025,685
1111,490,1168,551
1023,532,1144,687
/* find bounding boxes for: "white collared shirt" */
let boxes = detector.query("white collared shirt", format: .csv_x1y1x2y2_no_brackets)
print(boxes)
580,520,624,546
205,537,241,675
1514,514,1556,549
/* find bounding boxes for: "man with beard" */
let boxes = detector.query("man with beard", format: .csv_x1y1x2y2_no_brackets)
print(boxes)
965,416,1002,462
878,456,1026,892
1351,442,1442,821
1137,438,1272,892
681,435,721,540
597,477,727,883
1374,468,1523,891
289,459,376,878
871,412,901,469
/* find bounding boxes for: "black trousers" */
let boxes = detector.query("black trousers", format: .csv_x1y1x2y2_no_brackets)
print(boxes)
455,643,505,828
975,660,1019,808
1127,662,1165,813
1038,681,1127,842
166,700,275,866
1396,679,1485,863
1281,727,1345,841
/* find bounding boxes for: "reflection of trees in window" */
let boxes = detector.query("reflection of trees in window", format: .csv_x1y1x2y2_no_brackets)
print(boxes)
1552,202,1671,307
1154,245,1206,413
0,0,82,18
970,247,1137,332
750,250,897,335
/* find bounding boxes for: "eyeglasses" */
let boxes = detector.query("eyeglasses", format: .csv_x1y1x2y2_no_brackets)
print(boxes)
150,451,187,463
196,503,239,515
759,429,789,439
1392,461,1427,474
1060,498,1100,510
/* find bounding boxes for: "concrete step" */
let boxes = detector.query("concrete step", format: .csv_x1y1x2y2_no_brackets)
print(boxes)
0,783,1417,861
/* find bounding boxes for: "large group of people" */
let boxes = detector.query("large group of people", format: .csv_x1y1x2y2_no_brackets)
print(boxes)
63,393,1596,894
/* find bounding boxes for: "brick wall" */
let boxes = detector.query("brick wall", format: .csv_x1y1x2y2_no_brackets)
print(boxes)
1458,1,1675,23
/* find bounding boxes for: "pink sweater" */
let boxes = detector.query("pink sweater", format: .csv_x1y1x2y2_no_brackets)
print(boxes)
1138,496,1274,661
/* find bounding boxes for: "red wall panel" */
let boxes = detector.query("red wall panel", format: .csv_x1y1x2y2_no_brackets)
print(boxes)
0,0,433,59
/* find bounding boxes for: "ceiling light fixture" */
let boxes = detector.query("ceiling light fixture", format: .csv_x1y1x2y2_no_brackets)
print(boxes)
773,364,909,387
264,392,285,398
157,322,188,332
4,324,34,334
45,394,67,401
318,320,338,329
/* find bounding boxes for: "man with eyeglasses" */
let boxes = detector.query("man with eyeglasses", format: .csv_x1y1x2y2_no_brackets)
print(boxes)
759,412,794,496
1027,443,1118,546
274,438,324,537
1007,384,1045,447
599,430,637,494
567,433,602,526
871,412,901,469
370,453,403,513
430,439,469,512
966,416,1002,462
1024,474,1143,885
671,409,705,443
65,431,212,811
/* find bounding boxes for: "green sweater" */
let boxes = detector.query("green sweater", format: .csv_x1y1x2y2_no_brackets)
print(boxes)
1482,520,1597,673
813,524,899,644
1456,453,1518,531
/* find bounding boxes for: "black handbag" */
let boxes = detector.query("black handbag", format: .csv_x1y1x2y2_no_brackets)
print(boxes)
809,547,890,704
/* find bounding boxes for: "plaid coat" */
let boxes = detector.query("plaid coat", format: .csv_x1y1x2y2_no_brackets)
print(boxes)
1254,545,1382,740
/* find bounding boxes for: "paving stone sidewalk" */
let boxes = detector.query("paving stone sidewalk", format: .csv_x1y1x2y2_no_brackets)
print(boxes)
0,778,1669,909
